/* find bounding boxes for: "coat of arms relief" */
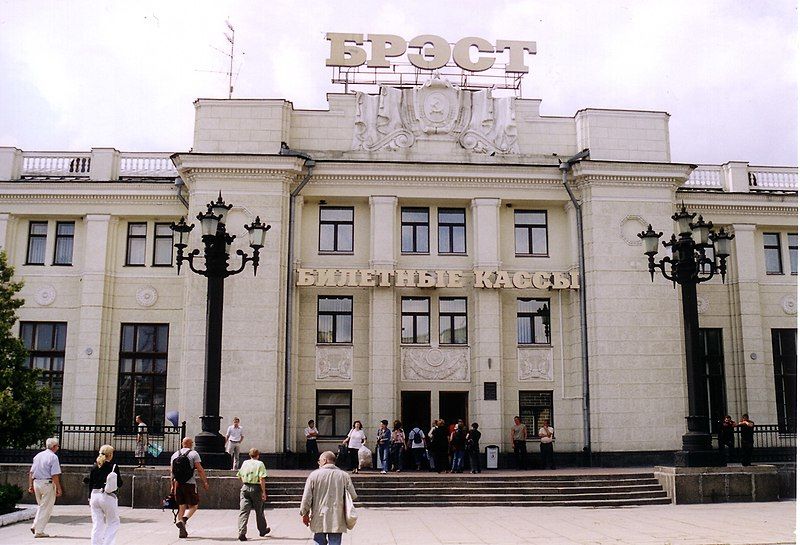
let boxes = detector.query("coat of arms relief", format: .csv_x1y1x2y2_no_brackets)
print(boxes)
352,74,519,155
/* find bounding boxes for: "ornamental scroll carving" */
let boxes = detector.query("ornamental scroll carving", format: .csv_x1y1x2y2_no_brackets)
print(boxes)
353,74,518,155
316,345,353,381
401,346,470,382
518,347,553,381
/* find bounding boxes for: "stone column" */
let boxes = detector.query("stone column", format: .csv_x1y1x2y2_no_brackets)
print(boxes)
469,198,503,448
0,213,10,250
368,196,398,425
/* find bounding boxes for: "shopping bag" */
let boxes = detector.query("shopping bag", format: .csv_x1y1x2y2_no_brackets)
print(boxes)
147,442,164,457
344,491,358,530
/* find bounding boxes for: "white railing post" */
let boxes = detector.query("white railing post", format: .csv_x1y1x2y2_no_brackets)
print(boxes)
721,161,750,192
0,147,22,180
90,148,120,181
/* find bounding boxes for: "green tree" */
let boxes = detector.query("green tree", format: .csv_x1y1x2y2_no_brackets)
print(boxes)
0,250,55,448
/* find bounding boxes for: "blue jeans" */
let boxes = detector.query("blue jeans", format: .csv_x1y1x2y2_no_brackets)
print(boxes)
314,533,342,545
377,444,389,471
451,449,465,472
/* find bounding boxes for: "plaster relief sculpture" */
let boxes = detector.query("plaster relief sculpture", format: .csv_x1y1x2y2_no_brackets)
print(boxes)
136,286,158,307
781,294,797,315
401,346,469,381
518,347,553,381
316,345,353,380
352,74,517,154
34,285,56,306
620,215,649,246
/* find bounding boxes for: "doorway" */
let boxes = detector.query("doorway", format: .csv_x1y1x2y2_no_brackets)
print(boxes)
438,391,468,427
401,391,431,430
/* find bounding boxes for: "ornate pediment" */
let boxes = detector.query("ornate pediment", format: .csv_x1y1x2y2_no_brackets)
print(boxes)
353,73,518,155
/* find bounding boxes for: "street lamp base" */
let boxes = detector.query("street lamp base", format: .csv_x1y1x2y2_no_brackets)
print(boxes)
674,449,725,467
194,415,231,469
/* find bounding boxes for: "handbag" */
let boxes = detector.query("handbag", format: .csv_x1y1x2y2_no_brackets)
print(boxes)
344,491,358,530
147,442,164,458
104,464,118,494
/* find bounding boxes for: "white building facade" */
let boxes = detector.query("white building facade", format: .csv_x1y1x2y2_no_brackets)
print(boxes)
1,80,796,462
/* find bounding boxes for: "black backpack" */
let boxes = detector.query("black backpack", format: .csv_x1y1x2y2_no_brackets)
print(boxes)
412,428,423,444
172,450,194,484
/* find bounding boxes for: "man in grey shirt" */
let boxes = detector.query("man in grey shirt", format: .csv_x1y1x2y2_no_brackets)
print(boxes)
28,438,62,538
170,437,209,539
510,416,528,470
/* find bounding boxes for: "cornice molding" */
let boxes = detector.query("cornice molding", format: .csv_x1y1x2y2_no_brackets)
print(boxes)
0,193,180,204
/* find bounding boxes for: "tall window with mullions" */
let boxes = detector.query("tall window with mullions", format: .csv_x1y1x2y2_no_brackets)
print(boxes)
517,298,550,344
20,322,67,419
438,208,466,254
53,221,75,265
401,297,430,344
116,323,169,432
439,297,467,344
401,207,429,253
514,210,548,256
317,296,353,344
319,207,354,253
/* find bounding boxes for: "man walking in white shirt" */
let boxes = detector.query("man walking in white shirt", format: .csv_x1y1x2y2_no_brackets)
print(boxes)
226,417,244,470
28,438,62,538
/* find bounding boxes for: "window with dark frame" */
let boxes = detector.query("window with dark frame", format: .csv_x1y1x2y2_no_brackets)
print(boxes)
401,207,429,254
517,298,551,344
152,223,174,266
316,390,352,437
484,382,498,401
514,210,548,256
53,221,74,266
126,223,147,266
789,233,797,275
401,297,430,344
772,329,797,433
317,296,353,344
319,207,354,253
439,297,467,344
20,322,67,419
438,208,466,254
26,221,48,265
700,328,727,435
519,390,553,436
115,323,169,432
763,232,783,274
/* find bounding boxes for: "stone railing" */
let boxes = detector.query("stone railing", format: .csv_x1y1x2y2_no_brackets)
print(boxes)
21,152,92,178
119,152,178,178
683,163,797,193
749,168,798,191
684,166,722,189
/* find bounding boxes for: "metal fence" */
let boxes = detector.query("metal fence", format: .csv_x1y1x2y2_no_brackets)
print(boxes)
729,424,797,463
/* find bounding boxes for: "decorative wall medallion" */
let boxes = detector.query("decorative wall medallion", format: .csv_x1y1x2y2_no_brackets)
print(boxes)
781,295,797,315
697,296,710,315
401,346,470,382
136,286,158,307
518,347,554,381
316,346,353,380
34,285,56,306
619,215,649,246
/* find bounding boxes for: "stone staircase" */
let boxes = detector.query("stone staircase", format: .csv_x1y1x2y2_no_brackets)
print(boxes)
266,472,670,508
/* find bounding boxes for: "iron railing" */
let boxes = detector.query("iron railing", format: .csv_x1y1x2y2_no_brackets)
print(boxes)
726,424,797,463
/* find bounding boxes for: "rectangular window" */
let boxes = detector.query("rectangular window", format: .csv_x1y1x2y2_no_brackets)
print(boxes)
20,322,67,419
514,210,548,256
26,221,48,265
317,296,353,344
438,208,466,254
484,382,498,401
319,207,354,253
789,233,797,275
53,222,74,265
519,390,553,436
116,323,169,431
517,298,551,345
772,329,797,433
126,223,147,266
439,297,467,344
764,233,783,274
152,223,174,266
401,207,429,254
401,297,430,344
316,390,352,437
700,328,727,435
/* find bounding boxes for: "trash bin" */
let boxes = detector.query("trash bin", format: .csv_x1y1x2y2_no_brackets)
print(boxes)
485,445,499,469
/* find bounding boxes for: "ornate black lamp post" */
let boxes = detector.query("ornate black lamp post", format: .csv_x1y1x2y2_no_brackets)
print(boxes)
638,205,734,466
171,193,270,468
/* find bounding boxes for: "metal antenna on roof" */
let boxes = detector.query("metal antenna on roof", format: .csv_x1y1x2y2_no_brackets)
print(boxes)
198,20,245,99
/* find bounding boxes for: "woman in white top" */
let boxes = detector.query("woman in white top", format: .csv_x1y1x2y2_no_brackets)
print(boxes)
342,420,366,473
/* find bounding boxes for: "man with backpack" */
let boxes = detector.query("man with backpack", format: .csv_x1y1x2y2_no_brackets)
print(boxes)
407,425,426,471
170,437,209,539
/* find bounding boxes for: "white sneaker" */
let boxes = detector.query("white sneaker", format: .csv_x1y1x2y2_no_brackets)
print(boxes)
380,470,387,474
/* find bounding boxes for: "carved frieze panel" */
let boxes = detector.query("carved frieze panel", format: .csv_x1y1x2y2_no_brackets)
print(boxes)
316,345,353,381
401,346,470,382
518,347,553,381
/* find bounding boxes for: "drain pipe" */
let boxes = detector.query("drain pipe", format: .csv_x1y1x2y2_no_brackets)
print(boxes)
278,143,316,455
559,148,592,465
174,176,189,209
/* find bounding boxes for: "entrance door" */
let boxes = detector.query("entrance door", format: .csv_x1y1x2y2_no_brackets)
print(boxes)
401,391,431,431
438,391,468,427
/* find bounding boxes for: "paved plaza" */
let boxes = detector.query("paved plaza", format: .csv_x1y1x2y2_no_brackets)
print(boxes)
0,501,795,545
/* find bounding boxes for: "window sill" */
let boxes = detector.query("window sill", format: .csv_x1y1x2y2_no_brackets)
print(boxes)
515,254,550,258
316,343,354,347
401,252,430,256
24,263,45,266
438,253,468,257
517,344,553,348
400,343,432,347
318,251,354,256
51,263,73,267
124,264,147,267
151,264,174,268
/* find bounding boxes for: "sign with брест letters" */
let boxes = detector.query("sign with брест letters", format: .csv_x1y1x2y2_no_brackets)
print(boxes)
326,33,536,73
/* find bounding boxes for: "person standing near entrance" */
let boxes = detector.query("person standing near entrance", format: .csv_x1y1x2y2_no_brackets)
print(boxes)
342,421,366,473
236,448,270,541
466,423,482,474
170,437,209,539
430,420,449,473
538,419,556,469
390,420,406,472
449,422,467,473
510,416,528,470
407,425,426,471
28,437,62,538
718,415,735,463
226,417,245,470
305,420,320,469
300,451,358,545
376,420,391,474
135,415,147,468
738,414,755,466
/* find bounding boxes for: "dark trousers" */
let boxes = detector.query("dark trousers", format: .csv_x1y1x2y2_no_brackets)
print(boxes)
741,441,753,466
468,450,480,472
348,448,359,470
513,440,527,469
540,442,555,469
411,447,425,469
306,440,319,468
433,450,448,473
390,444,404,471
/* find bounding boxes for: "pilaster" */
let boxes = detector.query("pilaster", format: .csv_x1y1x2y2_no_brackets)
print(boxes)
471,198,501,269
470,288,503,449
369,196,397,267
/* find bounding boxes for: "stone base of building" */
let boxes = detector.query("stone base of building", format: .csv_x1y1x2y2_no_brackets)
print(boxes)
654,465,781,504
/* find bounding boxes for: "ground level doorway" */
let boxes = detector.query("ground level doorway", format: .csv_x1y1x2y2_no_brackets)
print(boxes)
401,391,431,430
439,391,468,427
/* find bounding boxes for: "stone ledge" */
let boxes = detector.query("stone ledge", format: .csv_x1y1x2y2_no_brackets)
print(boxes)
0,506,36,527
654,465,781,504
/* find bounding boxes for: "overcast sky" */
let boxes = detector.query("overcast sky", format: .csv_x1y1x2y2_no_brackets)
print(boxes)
0,0,796,166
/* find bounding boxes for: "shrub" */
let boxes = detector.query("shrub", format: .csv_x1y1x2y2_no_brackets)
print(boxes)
0,483,23,515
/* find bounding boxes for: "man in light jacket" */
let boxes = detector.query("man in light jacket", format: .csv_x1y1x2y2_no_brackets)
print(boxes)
300,451,358,545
